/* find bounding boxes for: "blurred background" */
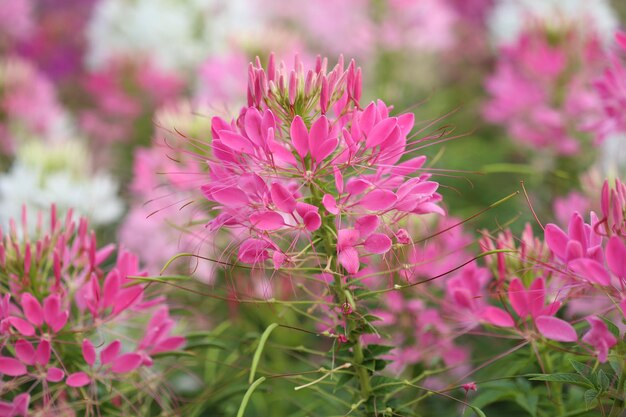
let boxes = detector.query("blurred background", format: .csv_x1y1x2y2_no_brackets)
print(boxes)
1,0,626,415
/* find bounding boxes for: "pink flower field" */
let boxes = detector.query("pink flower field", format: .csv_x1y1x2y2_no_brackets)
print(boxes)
0,0,626,416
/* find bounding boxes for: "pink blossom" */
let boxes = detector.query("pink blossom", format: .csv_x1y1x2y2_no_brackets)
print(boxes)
484,26,606,155
0,57,62,154
79,57,183,144
0,206,184,413
0,393,29,417
201,55,442,274
589,32,626,140
582,316,618,362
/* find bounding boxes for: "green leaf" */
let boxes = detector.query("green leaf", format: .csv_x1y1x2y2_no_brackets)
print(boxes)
595,369,610,392
249,323,279,384
236,377,266,417
528,373,593,388
364,344,394,359
570,360,594,386
583,389,599,408
609,358,622,376
333,372,354,392
598,316,620,338
371,376,402,395
152,350,196,359
470,406,487,417
185,341,228,351
362,314,385,323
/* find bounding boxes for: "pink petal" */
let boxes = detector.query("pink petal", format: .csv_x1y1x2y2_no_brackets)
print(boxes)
0,356,27,376
10,393,30,415
46,367,65,382
290,115,309,158
82,339,96,366
359,102,377,135
43,294,61,327
111,353,143,374
364,233,392,254
508,278,529,318
21,293,43,327
207,186,249,208
345,178,371,195
366,117,397,148
397,112,415,136
338,247,360,275
528,278,546,318
536,316,577,342
111,286,143,315
355,215,379,238
101,340,121,365
358,189,397,211
102,270,121,308
8,317,35,336
218,130,255,153
322,194,339,215
308,116,329,161
152,336,186,354
268,136,298,166
250,211,284,231
238,238,271,264
295,202,318,217
270,182,296,213
315,138,339,163
569,258,611,286
36,340,51,365
565,240,584,261
337,229,360,250
616,31,626,51
391,156,426,177
66,372,90,387
14,339,36,366
243,108,263,146
481,306,514,327
49,311,69,333
303,211,321,231
606,236,626,277
544,224,568,261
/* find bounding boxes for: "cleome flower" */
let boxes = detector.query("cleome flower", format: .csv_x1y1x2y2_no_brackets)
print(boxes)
201,54,443,276
0,206,184,415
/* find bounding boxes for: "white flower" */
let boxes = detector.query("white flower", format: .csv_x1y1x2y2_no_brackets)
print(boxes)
489,0,618,45
85,0,260,73
0,140,123,232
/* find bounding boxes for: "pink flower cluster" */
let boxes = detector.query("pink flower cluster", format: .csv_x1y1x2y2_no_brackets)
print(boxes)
0,207,183,414
0,57,62,154
201,55,443,276
80,57,183,144
484,25,606,155
120,136,214,279
261,0,457,60
591,32,626,140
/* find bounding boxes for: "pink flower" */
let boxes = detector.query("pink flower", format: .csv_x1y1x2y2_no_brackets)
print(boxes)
589,32,626,140
200,55,443,274
582,316,618,362
484,26,606,155
0,393,29,417
8,293,68,337
0,206,184,413
0,57,62,154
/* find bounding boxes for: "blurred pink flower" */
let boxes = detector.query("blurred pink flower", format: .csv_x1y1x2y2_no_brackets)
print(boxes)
484,27,606,155
582,316,617,362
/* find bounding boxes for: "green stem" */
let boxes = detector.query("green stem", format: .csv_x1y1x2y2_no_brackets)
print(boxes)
310,183,372,404
608,363,626,417
541,347,566,415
